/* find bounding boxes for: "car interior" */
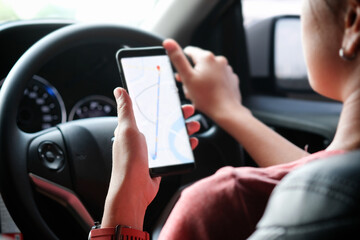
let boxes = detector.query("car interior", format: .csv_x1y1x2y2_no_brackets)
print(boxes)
0,0,356,239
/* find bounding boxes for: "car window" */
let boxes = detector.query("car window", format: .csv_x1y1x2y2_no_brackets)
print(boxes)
0,0,159,26
242,0,302,26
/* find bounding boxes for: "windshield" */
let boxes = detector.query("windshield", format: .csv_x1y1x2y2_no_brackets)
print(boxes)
0,0,159,26
1,0,304,27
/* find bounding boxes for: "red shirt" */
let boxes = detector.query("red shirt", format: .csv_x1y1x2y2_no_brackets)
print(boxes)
158,150,344,240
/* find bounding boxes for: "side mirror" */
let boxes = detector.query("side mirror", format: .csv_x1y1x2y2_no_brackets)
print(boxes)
274,16,309,91
247,15,311,94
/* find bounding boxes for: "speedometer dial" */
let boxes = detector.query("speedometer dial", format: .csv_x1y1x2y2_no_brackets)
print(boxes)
68,95,116,121
0,75,66,133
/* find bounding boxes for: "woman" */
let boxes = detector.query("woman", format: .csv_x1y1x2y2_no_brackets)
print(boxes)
91,0,360,239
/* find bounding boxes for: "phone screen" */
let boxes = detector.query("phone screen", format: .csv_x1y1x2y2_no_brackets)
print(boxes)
117,47,195,176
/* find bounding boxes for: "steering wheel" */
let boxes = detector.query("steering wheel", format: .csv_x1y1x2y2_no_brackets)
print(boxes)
0,24,163,239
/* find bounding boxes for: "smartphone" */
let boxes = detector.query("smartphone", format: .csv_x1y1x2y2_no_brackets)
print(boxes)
116,46,195,177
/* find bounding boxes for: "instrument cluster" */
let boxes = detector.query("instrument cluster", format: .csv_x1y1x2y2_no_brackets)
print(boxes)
0,74,117,133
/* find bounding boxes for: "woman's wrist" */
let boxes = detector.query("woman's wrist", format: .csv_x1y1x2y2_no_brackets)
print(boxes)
211,102,252,127
101,193,146,230
101,179,148,230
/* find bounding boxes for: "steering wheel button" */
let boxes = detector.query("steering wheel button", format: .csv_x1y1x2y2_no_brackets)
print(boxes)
45,151,56,162
38,141,65,170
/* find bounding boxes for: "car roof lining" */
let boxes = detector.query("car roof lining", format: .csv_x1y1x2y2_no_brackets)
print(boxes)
141,0,221,45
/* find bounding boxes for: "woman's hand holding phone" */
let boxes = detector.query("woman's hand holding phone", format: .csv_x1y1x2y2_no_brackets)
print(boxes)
101,88,199,230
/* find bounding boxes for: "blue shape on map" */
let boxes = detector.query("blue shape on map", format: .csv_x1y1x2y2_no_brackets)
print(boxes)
168,117,192,163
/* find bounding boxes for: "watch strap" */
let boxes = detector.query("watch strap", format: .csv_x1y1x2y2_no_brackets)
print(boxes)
90,227,115,240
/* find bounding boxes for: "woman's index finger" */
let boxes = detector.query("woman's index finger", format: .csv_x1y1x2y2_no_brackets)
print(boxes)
163,39,193,79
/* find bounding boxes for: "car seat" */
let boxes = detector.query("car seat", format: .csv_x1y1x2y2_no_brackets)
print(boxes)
249,149,360,239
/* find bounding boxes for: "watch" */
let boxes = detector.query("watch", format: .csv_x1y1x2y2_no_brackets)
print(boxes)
88,222,150,240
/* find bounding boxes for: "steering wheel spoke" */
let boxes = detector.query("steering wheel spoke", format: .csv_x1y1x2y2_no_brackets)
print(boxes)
28,127,73,189
27,127,95,232
29,173,94,231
